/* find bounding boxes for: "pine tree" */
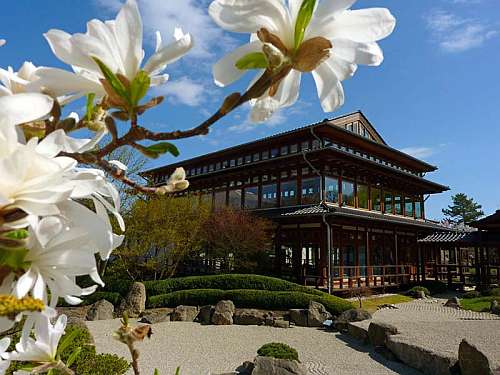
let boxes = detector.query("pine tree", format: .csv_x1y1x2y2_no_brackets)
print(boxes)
442,193,484,224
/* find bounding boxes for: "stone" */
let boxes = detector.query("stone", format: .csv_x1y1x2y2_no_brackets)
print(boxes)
387,335,457,375
138,309,170,324
264,311,276,327
347,322,369,343
197,305,214,325
368,321,398,347
459,339,495,375
117,282,146,318
252,356,307,375
375,346,398,362
235,361,254,375
490,300,500,315
86,299,114,321
171,305,199,322
211,300,235,325
444,297,461,309
307,301,332,327
334,308,372,332
416,290,427,299
289,309,308,327
233,309,266,326
273,319,289,329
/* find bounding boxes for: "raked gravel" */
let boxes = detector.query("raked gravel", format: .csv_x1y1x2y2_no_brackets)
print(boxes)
86,319,422,375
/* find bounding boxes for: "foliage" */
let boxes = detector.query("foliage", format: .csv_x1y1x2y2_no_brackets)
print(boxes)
460,296,500,313
360,295,413,314
407,286,430,297
412,280,448,295
147,288,354,315
199,208,272,273
143,274,325,297
257,343,299,362
481,287,500,297
442,193,484,224
462,290,481,299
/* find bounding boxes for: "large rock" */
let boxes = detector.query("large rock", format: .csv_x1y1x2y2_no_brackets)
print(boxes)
86,299,114,321
334,309,372,332
138,309,171,324
347,321,369,343
490,300,500,316
233,309,266,326
197,305,215,325
117,282,146,318
459,339,496,375
368,321,398,347
171,305,199,322
444,297,461,309
307,301,332,327
252,356,307,375
289,309,308,327
211,300,235,325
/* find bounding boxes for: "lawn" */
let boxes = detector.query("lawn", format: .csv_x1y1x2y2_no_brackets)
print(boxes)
460,296,499,312
357,294,413,313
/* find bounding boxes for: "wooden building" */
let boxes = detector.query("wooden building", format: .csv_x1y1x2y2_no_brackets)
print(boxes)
143,112,450,292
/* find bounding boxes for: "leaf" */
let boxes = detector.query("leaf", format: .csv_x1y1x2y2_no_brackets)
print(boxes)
0,247,29,270
175,367,181,375
4,229,29,240
130,70,151,106
235,52,268,70
294,0,316,50
86,93,96,121
154,370,160,375
57,328,82,355
146,142,180,158
92,57,130,105
66,347,82,367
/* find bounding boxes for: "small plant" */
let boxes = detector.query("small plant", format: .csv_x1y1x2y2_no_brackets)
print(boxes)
407,286,430,297
257,343,299,362
462,290,481,299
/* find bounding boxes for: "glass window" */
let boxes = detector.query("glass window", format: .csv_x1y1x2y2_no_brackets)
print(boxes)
262,150,269,160
281,180,297,206
280,146,288,155
200,191,213,206
405,197,414,217
290,144,298,153
271,148,279,158
202,166,208,173
261,184,278,208
230,159,236,167
252,176,259,184
214,190,226,207
253,153,260,162
384,191,393,214
358,184,369,209
222,160,229,169
291,169,297,177
301,141,309,151
237,157,243,166
325,177,339,203
245,155,251,164
215,162,221,171
244,187,259,209
228,189,242,209
347,123,353,132
415,200,423,219
301,167,309,176
342,180,355,207
196,167,202,174
209,164,214,172
312,139,321,149
301,177,321,204
394,194,403,215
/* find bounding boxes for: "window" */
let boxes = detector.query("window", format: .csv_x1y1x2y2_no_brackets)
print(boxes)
209,164,214,172
281,180,297,206
230,159,236,167
405,197,414,217
214,190,226,207
196,167,202,174
347,123,353,132
357,184,369,209
301,141,309,151
301,167,309,176
325,177,339,203
342,180,355,206
253,153,260,162
237,157,243,166
290,144,298,153
394,194,403,215
215,162,221,171
202,166,208,173
262,150,269,160
312,139,321,149
261,184,278,208
228,189,242,208
301,177,321,204
244,186,259,209
271,148,279,158
384,191,393,214
200,191,213,206
415,200,423,219
245,155,251,164
280,145,288,155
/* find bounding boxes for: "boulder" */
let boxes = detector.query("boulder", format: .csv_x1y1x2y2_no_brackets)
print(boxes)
272,319,289,329
252,356,307,375
490,300,500,316
197,305,215,325
459,339,495,375
307,301,332,327
138,309,170,324
211,300,235,325
86,299,114,321
171,305,199,322
444,297,461,309
334,309,372,332
264,311,276,327
289,309,308,327
368,321,398,347
347,322,369,343
235,361,254,375
416,290,427,299
117,282,146,318
233,309,266,326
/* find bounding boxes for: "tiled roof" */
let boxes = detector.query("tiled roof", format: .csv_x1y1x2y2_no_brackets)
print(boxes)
418,232,472,243
282,205,331,216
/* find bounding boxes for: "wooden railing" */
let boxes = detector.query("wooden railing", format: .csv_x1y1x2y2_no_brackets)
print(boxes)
425,263,500,287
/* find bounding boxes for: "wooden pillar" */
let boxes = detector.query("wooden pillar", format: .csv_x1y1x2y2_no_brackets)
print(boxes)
366,230,371,287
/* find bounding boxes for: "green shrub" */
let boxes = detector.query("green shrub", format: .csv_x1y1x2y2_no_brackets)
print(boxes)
143,274,325,297
257,343,299,362
481,287,500,297
412,280,448,295
407,286,430,297
462,290,481,299
147,288,354,315
75,352,130,375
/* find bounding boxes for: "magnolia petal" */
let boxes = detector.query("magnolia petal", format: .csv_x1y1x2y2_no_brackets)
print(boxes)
115,0,143,79
14,268,37,299
312,60,345,112
143,29,193,75
0,93,53,125
250,96,281,123
212,41,261,87
273,69,301,108
71,33,120,74
326,57,358,81
33,67,104,98
332,39,384,66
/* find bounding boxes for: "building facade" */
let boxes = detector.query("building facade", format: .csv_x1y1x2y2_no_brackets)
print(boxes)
143,112,449,292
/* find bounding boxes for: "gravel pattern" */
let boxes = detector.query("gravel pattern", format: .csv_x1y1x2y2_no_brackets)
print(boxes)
86,319,422,375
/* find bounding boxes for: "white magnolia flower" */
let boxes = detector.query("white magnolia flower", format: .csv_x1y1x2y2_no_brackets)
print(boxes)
209,0,396,122
0,337,10,374
156,167,189,195
0,93,53,127
40,0,193,97
8,314,66,364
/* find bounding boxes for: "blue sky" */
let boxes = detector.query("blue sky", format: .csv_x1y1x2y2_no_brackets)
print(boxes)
1,0,499,220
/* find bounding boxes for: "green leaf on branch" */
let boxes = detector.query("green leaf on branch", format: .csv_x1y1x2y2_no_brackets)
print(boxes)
66,347,82,367
92,57,131,105
294,0,316,50
86,93,96,121
57,328,82,356
145,142,180,158
235,52,269,70
130,70,151,106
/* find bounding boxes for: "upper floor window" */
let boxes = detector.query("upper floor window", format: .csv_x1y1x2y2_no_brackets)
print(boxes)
301,141,309,151
357,183,369,209
371,188,382,211
271,148,279,158
214,190,227,207
384,191,393,214
229,189,242,209
230,159,236,167
215,162,221,171
245,155,251,164
262,150,269,160
237,157,243,166
290,144,298,153
394,194,403,215
261,183,278,208
405,197,414,217
342,180,355,207
281,180,297,207
253,153,260,162
325,177,339,203
415,200,423,219
244,186,259,209
302,177,321,204
280,145,288,155
312,139,321,149
209,164,214,172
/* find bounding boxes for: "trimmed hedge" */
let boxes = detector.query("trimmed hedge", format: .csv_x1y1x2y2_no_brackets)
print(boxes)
258,343,299,361
144,274,325,297
147,288,354,315
407,286,430,297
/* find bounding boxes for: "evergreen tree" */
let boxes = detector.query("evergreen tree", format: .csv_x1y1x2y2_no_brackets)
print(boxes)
442,193,484,224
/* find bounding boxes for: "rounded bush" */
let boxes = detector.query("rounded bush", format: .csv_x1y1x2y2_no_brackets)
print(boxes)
462,290,481,299
257,343,299,362
147,288,354,315
407,286,430,297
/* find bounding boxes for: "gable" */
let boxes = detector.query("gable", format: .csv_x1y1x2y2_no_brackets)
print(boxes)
328,112,387,145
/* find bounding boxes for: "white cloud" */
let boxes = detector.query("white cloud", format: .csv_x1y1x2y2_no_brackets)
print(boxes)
400,146,435,159
153,77,205,106
425,10,497,52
